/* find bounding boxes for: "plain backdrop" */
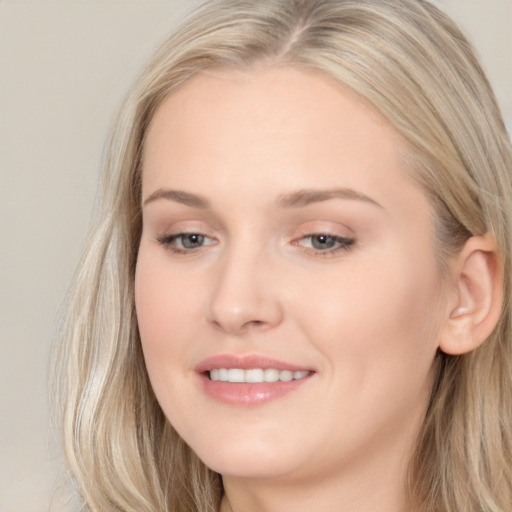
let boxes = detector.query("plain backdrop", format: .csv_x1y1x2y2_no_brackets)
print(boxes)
1,1,510,511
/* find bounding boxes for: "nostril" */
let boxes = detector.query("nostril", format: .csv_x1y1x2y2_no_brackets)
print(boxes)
206,279,284,334
241,319,267,332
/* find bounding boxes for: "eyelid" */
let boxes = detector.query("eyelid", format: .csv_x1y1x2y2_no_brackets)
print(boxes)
293,233,354,252
156,230,217,255
290,221,356,257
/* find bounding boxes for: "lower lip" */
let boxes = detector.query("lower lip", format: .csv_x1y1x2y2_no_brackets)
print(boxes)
198,373,313,406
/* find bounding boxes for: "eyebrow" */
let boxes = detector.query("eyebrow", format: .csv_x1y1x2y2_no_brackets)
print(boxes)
277,188,382,209
143,188,211,209
142,186,382,209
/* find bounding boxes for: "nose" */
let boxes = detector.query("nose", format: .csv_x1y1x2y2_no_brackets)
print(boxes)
206,247,284,335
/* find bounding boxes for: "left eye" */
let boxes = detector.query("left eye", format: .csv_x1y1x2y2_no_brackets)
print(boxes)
297,234,355,252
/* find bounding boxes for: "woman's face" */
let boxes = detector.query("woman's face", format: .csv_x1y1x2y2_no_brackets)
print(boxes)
136,67,450,483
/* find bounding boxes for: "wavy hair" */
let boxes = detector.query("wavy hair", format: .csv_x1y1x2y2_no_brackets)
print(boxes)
51,1,512,510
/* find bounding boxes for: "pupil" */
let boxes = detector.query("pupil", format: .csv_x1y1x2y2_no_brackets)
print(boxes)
312,234,335,250
183,234,204,248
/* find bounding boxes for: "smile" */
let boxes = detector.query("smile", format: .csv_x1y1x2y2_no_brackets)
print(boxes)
209,368,311,383
196,355,315,406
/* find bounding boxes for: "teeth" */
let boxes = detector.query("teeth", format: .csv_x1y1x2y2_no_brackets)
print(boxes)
264,368,279,382
228,369,245,383
246,368,264,383
208,368,311,383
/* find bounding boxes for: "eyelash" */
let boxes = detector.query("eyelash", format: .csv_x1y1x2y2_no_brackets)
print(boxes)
293,233,355,257
156,232,355,257
156,232,216,254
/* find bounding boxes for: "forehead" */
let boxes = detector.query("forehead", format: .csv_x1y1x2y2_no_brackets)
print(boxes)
145,66,395,147
141,66,434,229
143,66,407,192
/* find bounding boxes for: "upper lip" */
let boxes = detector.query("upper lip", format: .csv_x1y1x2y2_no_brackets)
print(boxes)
195,354,313,374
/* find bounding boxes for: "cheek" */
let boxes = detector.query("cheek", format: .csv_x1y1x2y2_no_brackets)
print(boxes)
134,250,212,438
296,262,443,452
134,251,198,390
135,260,175,352
291,253,444,386
135,244,206,341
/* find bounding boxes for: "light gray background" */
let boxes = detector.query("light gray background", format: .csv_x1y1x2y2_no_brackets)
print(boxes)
1,1,510,511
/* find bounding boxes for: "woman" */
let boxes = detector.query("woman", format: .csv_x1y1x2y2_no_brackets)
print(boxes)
52,0,512,511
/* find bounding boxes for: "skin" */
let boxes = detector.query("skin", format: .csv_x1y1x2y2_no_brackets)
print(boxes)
135,67,454,512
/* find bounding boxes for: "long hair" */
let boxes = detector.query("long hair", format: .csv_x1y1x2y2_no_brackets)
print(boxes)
51,1,512,510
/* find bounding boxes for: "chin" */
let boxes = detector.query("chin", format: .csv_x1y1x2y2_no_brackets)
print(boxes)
187,432,303,479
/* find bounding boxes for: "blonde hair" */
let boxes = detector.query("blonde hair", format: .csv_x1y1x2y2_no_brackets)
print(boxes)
51,1,512,510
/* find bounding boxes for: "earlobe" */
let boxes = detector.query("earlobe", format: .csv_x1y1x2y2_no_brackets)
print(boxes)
439,235,503,356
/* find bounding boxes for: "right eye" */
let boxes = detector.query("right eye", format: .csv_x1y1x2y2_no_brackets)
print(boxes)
157,232,216,254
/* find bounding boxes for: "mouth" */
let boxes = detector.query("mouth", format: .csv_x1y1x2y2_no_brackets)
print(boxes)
208,368,311,383
196,355,315,406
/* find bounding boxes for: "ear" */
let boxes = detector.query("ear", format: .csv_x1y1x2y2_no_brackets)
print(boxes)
439,235,504,355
